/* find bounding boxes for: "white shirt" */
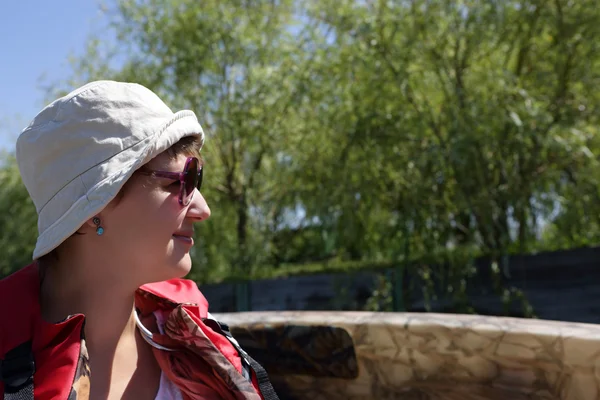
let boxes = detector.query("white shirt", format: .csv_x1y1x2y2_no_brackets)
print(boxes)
155,372,184,400
152,311,184,400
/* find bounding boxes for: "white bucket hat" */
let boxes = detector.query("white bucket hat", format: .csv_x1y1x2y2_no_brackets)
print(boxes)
16,80,205,260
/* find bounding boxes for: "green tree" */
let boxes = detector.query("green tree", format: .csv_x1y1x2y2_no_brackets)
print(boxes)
0,153,37,276
2,0,599,318
283,0,600,307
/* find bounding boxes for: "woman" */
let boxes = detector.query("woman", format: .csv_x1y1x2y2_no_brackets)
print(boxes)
0,81,277,400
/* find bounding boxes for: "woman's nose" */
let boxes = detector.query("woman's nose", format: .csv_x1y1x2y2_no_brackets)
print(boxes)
187,189,211,221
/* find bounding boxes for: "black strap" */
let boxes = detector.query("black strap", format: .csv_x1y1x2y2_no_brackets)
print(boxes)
0,341,35,400
244,355,279,400
207,318,280,400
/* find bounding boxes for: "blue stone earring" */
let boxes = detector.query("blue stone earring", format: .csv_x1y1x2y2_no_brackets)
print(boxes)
93,217,104,236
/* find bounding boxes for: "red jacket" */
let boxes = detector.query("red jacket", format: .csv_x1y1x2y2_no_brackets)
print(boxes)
0,263,265,400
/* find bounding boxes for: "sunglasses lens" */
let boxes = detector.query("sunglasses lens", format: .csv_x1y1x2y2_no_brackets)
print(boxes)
184,158,199,205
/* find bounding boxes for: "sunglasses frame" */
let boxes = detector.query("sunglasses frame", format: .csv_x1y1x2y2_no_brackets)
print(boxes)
138,156,203,206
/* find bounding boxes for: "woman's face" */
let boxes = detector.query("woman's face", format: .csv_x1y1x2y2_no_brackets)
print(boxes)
99,151,211,286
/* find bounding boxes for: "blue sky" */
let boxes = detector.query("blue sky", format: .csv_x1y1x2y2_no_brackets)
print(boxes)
0,1,108,151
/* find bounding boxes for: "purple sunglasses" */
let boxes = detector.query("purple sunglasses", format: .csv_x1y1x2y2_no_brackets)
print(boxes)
138,156,203,206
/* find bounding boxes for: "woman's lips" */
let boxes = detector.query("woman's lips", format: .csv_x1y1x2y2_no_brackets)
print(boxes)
172,234,194,245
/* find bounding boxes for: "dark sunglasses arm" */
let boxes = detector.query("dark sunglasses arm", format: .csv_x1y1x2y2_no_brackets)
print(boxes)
138,169,201,180
141,170,184,180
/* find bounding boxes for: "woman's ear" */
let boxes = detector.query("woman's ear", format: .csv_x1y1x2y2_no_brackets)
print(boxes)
83,215,104,231
71,217,99,236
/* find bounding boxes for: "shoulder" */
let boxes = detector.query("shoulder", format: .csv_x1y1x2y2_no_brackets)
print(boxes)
0,263,38,303
0,263,40,353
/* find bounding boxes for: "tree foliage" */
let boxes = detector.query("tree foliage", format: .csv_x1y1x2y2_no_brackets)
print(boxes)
1,1,600,311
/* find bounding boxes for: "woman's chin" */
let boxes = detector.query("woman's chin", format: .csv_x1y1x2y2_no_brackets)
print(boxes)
172,256,193,278
151,253,192,281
